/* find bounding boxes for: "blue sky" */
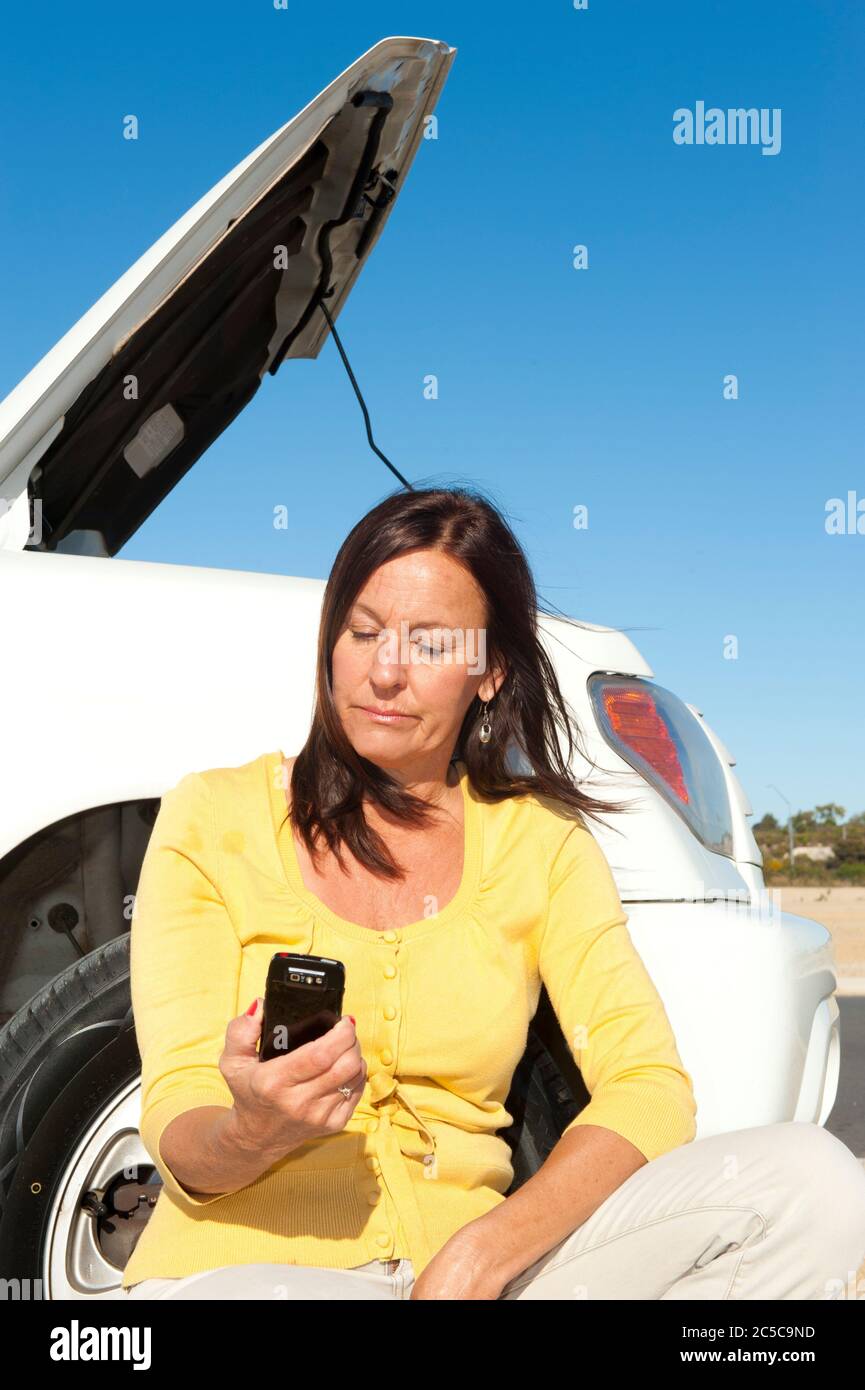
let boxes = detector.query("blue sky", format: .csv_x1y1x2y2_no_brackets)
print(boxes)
1,1,862,820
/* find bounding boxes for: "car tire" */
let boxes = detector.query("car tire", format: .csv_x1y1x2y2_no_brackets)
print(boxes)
0,936,145,1298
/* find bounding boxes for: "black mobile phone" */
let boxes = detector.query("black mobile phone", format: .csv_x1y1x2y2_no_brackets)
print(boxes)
258,952,346,1063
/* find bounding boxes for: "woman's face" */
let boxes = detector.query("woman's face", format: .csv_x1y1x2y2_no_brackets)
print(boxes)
331,548,503,775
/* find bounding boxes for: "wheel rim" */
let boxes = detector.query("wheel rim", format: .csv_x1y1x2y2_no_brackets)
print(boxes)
42,1078,150,1300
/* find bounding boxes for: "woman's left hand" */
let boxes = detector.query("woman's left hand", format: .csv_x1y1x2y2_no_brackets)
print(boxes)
408,1228,511,1300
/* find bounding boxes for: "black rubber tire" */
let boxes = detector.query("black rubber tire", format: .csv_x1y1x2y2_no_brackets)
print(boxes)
501,1022,585,1192
0,1014,141,1290
0,935,139,1284
0,935,134,1188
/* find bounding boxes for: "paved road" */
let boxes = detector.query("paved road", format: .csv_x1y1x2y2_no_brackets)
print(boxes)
828,995,865,1166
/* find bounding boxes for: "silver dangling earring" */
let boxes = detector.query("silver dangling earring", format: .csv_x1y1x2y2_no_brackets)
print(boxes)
479,700,493,744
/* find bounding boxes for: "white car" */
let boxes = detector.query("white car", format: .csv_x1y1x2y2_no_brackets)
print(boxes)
0,36,838,1301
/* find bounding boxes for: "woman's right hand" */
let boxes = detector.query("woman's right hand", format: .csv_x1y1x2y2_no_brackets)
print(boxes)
217,998,368,1161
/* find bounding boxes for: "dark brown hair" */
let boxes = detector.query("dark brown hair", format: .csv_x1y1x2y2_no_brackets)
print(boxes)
284,485,632,879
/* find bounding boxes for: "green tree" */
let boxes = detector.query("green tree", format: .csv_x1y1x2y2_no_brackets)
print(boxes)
833,837,865,865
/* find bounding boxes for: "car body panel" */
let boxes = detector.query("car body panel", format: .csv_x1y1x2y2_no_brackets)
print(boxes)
0,36,456,556
626,900,839,1132
0,549,784,906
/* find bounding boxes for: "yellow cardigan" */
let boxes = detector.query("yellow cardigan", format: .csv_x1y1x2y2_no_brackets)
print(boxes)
122,749,697,1288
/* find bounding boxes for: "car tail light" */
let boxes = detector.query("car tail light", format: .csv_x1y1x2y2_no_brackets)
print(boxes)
588,674,735,856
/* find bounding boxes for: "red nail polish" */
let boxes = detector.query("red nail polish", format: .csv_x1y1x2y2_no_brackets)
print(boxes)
348,1015,356,1026
246,999,258,1015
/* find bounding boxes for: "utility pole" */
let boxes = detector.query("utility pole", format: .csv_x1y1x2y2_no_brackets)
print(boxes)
768,784,795,868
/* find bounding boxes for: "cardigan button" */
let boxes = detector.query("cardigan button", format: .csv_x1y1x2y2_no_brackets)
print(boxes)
380,1048,393,1066
383,964,397,979
383,1005,397,1020
382,931,398,943
367,1191,381,1205
375,1234,391,1249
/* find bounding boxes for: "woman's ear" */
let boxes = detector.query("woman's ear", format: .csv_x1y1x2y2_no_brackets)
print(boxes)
480,663,508,704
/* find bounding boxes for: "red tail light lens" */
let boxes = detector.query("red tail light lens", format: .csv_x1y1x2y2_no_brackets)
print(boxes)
600,685,689,804
588,675,734,856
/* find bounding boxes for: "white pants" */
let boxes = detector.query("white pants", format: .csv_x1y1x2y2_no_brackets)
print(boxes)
123,1121,865,1300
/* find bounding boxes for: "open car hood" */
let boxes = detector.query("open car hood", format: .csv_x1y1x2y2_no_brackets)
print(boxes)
0,36,455,556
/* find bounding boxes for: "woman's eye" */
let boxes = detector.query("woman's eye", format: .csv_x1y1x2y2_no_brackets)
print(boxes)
349,629,444,657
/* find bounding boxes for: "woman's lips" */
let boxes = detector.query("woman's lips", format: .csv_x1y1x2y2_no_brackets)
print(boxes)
359,707,415,724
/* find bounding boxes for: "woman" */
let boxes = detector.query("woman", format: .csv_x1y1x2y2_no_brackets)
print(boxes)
122,486,865,1301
